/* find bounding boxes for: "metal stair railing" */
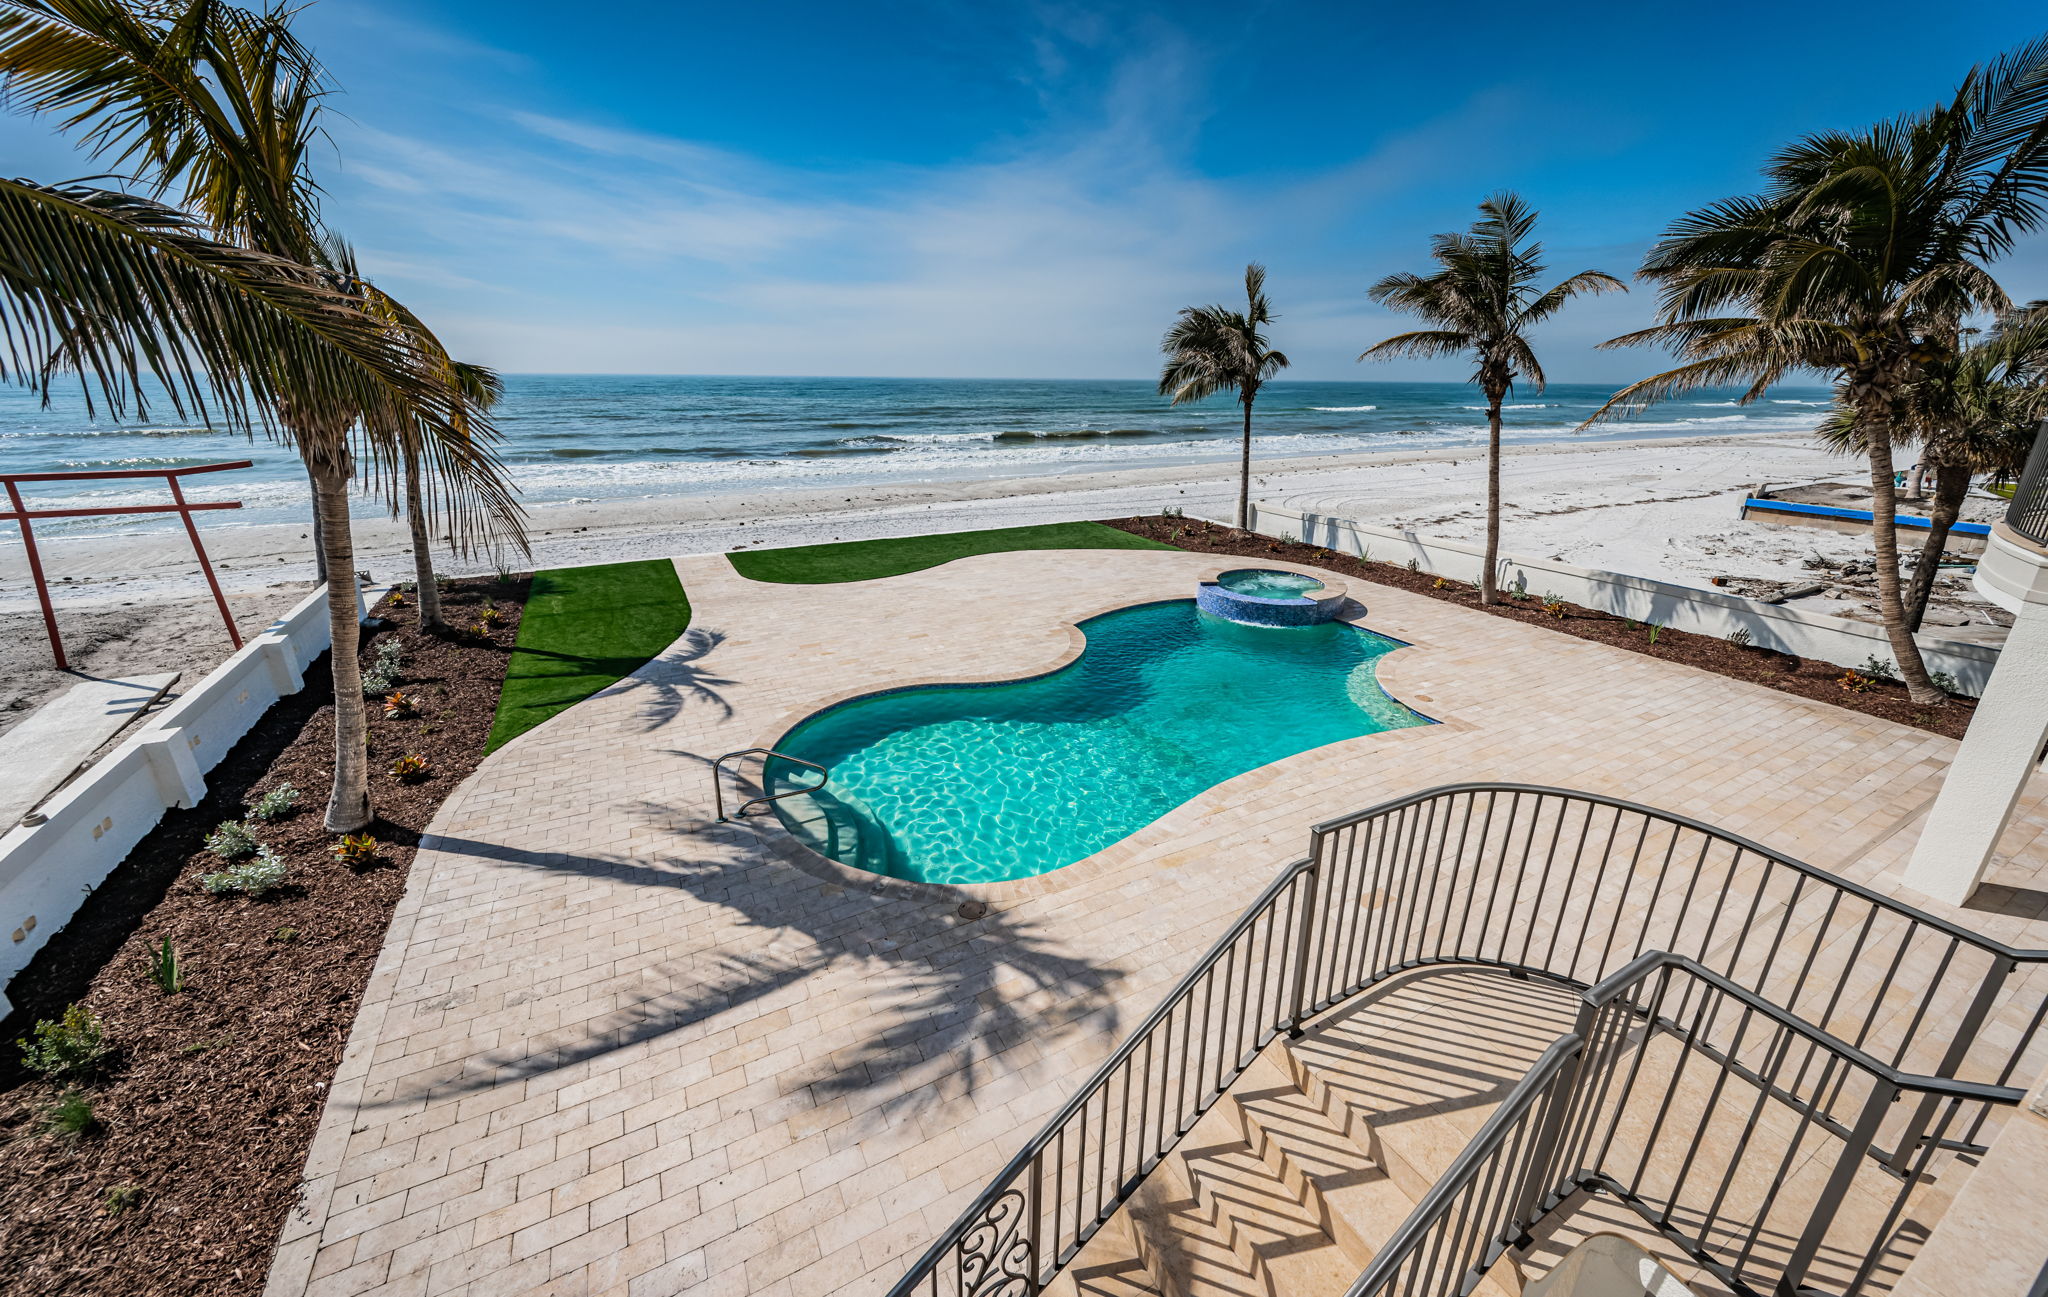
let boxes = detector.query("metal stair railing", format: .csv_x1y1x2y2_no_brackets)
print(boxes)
887,783,2048,1297
1349,952,2025,1297
710,747,828,821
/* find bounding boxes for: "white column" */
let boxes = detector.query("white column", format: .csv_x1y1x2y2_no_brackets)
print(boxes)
1904,600,2048,905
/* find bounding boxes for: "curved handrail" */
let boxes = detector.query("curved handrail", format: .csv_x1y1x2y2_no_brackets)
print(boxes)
888,783,2048,1297
1314,782,2048,962
1348,951,2024,1297
711,747,828,821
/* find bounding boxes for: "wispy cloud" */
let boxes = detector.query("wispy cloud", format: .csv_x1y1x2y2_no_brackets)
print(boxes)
318,17,1665,379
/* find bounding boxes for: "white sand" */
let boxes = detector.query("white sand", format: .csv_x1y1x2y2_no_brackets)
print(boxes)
0,430,1998,719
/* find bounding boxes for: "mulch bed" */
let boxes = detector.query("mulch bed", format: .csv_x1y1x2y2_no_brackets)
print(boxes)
0,576,528,1297
1102,515,1978,740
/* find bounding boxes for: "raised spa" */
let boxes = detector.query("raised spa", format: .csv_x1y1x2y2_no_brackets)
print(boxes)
764,600,1428,885
1197,567,1348,626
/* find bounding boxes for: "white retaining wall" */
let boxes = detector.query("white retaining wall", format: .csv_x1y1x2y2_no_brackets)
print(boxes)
0,582,374,1019
1240,504,2001,696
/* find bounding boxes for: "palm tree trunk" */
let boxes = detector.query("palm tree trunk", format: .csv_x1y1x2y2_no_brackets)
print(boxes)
1862,407,1942,705
1481,397,1503,605
402,445,444,633
306,462,328,583
1904,463,1971,635
1237,395,1253,530
307,451,373,831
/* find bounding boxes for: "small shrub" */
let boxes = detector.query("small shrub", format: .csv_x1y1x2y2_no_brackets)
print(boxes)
495,565,513,584
388,590,407,609
333,834,379,867
18,1005,110,1079
199,845,288,896
390,752,431,783
103,1184,141,1216
1727,628,1754,649
204,820,258,861
478,604,504,628
361,638,404,696
148,937,183,994
1432,576,1449,590
268,926,300,944
1930,670,1961,695
248,783,300,822
44,1091,101,1139
1406,558,1420,572
383,691,418,719
1861,656,1898,682
1646,623,1663,645
1838,671,1875,694
1540,592,1567,619
1162,504,1184,518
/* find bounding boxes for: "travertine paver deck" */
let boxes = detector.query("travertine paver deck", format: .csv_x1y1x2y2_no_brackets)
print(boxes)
264,547,2048,1297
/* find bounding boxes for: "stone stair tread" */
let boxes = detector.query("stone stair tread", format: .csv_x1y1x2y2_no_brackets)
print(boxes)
1046,1213,1166,1297
1127,1099,1355,1297
1228,1051,1422,1271
1283,969,1582,1202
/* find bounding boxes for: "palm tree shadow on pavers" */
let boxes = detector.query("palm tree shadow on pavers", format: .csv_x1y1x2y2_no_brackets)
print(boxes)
396,807,1124,1127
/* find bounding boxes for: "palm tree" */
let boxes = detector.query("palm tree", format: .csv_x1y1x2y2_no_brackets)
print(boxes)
326,242,512,633
1585,38,2048,704
1362,195,1624,604
0,0,525,827
1159,263,1290,529
0,178,478,434
1817,305,2048,632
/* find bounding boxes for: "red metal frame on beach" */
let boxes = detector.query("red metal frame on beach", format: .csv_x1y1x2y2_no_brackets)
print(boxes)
1,460,253,670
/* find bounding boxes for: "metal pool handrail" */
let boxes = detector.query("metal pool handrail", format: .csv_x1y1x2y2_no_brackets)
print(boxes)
1347,951,2025,1297
887,782,2048,1297
711,747,828,821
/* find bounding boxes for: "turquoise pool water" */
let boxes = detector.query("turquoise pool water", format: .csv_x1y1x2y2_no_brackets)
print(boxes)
1217,568,1325,600
767,600,1428,885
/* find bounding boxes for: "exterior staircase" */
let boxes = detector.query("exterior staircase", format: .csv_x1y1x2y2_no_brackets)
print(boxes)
892,785,2048,1297
1050,969,1668,1297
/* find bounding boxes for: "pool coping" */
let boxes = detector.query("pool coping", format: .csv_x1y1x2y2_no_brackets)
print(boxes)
728,556,1461,905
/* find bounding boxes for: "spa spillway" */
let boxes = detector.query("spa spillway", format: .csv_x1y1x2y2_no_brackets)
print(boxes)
1197,567,1349,626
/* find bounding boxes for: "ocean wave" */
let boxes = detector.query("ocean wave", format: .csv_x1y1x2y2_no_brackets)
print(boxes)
993,427,1157,441
1462,404,1555,410
1310,405,1377,412
1771,399,1831,406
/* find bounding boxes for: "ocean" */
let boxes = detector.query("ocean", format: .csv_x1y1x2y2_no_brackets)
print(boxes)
0,375,1835,539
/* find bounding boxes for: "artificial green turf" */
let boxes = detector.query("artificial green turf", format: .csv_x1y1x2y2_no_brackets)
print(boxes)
485,559,693,752
725,520,1176,584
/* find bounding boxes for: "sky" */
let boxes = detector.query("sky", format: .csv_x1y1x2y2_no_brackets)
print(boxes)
6,0,2047,383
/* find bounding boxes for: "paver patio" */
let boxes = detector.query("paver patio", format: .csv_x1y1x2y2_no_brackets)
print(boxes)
262,546,2048,1297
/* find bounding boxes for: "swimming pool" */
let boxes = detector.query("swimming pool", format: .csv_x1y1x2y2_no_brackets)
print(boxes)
766,600,1428,885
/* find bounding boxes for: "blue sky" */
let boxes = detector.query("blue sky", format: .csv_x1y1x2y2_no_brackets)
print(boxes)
7,0,2046,382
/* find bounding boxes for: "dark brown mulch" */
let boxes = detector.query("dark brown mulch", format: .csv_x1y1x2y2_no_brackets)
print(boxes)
0,576,528,1297
1103,515,1978,740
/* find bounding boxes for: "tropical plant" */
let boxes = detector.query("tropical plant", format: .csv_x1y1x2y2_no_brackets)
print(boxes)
44,1090,100,1138
0,0,527,826
389,752,430,782
17,1004,109,1078
332,833,378,866
1584,38,2048,703
1816,304,2048,629
248,782,300,822
148,936,183,994
203,820,258,860
198,844,288,895
1158,264,1290,528
1363,194,1624,603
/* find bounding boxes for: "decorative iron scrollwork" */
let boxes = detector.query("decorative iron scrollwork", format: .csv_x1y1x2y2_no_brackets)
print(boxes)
958,1188,1034,1296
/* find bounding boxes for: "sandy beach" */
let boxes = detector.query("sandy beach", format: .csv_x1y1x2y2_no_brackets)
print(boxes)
0,429,2004,734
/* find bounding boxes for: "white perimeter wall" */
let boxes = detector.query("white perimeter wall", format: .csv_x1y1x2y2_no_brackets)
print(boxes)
1237,504,2000,697
0,583,375,1019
